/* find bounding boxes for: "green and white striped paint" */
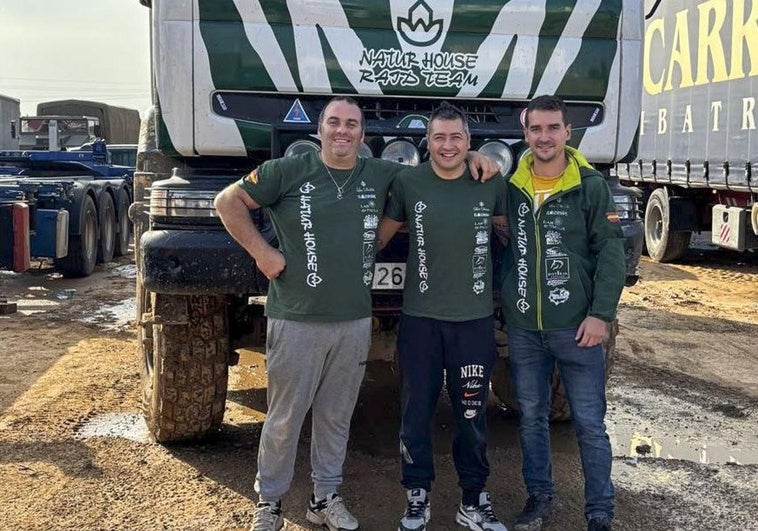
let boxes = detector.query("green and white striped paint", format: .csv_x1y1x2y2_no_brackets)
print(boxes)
152,0,641,162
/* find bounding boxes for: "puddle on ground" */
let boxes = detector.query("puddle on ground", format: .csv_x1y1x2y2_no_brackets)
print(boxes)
609,428,757,465
111,263,136,279
75,412,150,443
12,297,61,315
77,297,135,330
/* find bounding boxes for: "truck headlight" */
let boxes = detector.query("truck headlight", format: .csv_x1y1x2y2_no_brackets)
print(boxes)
149,189,218,218
380,139,419,166
613,194,640,220
284,139,320,158
477,140,514,176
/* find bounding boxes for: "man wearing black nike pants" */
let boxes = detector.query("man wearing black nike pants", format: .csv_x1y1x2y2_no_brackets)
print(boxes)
378,102,509,531
397,314,497,511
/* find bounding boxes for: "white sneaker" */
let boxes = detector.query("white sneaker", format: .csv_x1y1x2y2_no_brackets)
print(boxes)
306,493,359,530
398,488,431,531
250,500,283,531
455,492,508,531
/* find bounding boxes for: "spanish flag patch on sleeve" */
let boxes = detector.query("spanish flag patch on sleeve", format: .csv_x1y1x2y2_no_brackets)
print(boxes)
605,211,620,223
244,169,259,185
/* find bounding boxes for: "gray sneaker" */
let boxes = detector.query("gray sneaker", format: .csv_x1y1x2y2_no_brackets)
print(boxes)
306,493,359,530
250,500,283,531
455,492,508,531
398,488,431,531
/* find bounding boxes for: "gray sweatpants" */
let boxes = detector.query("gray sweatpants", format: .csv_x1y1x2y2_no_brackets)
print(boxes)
254,317,371,502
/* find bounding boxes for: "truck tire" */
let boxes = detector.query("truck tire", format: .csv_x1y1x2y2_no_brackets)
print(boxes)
114,189,132,256
97,193,116,264
55,194,98,277
141,293,229,442
491,320,618,421
644,188,691,262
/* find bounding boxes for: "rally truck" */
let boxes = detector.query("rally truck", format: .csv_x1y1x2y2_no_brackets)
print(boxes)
616,0,758,261
133,0,643,441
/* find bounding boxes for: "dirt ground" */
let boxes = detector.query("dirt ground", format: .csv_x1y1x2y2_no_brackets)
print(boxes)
1,237,756,531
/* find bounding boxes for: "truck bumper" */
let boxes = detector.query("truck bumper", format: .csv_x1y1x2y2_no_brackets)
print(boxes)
621,218,644,286
140,229,262,295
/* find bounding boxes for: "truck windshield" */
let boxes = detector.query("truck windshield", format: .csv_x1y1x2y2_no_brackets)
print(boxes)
20,118,90,135
19,117,97,149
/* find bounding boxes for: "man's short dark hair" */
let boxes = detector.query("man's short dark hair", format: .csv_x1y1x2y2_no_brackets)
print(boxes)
524,95,569,128
428,101,470,136
318,96,365,132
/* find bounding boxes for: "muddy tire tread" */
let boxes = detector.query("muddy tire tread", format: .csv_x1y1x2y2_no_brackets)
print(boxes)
142,294,229,442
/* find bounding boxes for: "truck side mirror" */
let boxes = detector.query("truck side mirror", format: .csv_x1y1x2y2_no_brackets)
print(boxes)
10,120,16,139
93,125,102,138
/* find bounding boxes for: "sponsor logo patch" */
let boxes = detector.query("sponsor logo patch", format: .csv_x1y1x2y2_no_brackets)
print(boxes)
548,287,570,305
545,230,562,245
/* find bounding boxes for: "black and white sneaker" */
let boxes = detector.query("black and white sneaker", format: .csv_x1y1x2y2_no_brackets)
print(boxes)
398,488,431,531
250,500,283,531
455,492,507,531
306,493,359,531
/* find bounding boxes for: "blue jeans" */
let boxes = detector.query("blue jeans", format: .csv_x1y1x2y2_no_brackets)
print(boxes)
507,325,615,521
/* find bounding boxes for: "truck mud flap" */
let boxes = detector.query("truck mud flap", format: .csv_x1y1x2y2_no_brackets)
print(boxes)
0,203,31,272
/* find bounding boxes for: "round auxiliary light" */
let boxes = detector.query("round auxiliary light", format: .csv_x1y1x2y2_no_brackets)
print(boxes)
477,140,514,176
284,139,320,158
380,139,420,166
358,142,374,158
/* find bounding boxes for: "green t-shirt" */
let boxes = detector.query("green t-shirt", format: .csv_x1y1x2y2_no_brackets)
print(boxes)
238,151,400,321
385,163,507,321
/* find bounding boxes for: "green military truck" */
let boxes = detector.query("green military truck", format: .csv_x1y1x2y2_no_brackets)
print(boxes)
133,0,644,442
19,100,140,151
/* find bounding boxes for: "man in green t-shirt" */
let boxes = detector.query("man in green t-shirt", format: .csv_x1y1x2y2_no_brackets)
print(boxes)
214,97,499,531
378,102,509,531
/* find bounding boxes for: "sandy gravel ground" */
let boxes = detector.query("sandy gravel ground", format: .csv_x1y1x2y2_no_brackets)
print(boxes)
0,240,756,531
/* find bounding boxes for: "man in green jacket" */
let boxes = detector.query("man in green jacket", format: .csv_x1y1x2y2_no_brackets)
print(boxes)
500,95,625,531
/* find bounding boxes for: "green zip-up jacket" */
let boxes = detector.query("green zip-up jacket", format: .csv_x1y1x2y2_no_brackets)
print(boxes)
501,147,625,330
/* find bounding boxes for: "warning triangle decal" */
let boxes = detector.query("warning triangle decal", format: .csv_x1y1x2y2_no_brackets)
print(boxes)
283,99,311,123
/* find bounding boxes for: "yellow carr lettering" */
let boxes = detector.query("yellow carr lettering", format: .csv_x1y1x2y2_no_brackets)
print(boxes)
730,0,758,79
644,19,667,95
665,10,696,90
696,0,729,84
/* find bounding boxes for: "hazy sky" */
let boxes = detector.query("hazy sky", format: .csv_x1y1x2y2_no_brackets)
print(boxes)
0,0,151,116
